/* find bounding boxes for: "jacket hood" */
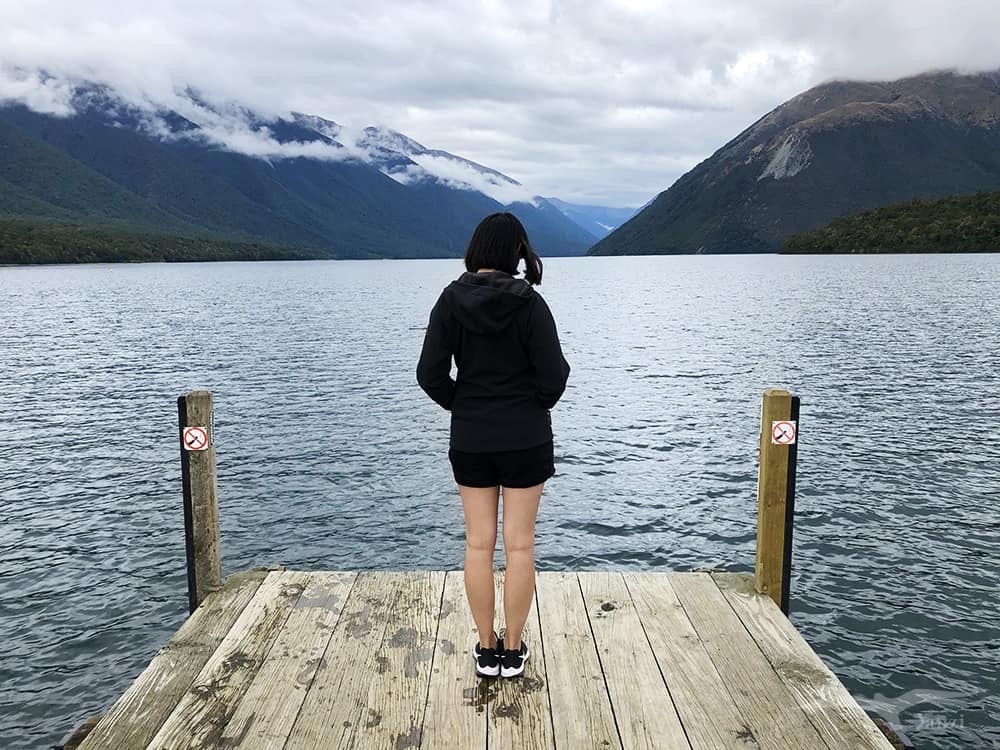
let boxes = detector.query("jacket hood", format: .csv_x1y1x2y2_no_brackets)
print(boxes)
445,270,533,334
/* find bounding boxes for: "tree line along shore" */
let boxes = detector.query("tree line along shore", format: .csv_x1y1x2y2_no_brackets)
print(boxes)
0,218,331,265
1,190,997,264
781,191,1000,254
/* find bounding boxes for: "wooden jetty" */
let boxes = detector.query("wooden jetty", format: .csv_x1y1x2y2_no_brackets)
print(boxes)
76,568,893,750
67,390,895,750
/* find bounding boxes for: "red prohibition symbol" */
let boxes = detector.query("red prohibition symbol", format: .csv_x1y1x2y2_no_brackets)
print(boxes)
771,420,797,446
183,426,209,451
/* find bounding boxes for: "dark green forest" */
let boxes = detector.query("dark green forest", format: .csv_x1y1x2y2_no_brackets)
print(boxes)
0,106,593,263
782,191,1000,254
0,218,333,265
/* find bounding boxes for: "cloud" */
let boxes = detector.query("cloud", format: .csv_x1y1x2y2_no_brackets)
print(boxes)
383,152,536,205
0,67,75,116
0,71,358,163
1,0,998,206
189,124,349,162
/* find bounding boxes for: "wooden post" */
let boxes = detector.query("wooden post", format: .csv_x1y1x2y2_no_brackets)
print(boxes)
755,388,800,615
177,390,222,613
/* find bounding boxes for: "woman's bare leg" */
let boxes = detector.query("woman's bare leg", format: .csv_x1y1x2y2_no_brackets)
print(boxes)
500,482,543,650
459,484,500,649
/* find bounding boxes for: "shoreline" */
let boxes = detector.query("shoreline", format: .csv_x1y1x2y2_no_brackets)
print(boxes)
5,250,999,268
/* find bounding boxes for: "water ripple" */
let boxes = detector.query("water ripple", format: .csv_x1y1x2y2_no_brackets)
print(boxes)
1,255,998,749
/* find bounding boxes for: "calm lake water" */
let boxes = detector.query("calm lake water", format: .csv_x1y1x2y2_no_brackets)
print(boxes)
1,255,998,749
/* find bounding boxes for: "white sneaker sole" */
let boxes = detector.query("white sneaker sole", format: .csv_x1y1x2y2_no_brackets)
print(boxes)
473,653,500,677
500,648,529,678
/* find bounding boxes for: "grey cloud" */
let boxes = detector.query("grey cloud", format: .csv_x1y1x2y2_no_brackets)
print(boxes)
1,0,998,206
0,68,75,115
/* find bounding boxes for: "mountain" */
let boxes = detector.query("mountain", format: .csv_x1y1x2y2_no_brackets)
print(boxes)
0,82,594,260
544,197,639,238
782,190,1000,254
590,69,1000,256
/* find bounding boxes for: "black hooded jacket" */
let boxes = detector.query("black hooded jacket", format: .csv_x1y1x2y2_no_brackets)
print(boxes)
416,270,570,452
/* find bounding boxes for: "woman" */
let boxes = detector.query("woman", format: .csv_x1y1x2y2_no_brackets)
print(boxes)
416,212,570,679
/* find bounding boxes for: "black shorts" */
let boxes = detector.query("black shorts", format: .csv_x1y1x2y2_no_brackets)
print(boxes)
448,441,555,488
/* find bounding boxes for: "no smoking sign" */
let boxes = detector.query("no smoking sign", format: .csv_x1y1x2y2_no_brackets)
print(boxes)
771,420,797,445
183,426,210,451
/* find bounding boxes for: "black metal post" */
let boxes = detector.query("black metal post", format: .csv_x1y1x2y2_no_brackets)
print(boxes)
177,396,199,614
779,395,800,615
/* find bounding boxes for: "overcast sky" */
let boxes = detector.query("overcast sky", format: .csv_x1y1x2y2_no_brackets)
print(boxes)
2,0,998,207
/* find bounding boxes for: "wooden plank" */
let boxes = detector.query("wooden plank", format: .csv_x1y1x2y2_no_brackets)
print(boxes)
579,571,690,750
78,569,269,750
419,571,487,749
217,571,359,748
352,570,445,749
145,570,310,749
283,570,410,749
667,573,829,750
712,573,894,750
535,571,620,749
488,567,554,750
624,572,764,750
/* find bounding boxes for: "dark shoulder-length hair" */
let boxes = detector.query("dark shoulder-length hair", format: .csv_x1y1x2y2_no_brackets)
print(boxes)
463,212,544,285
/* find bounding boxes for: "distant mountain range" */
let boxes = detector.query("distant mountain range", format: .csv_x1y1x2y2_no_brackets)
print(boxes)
590,69,1000,255
542,198,637,239
0,81,611,259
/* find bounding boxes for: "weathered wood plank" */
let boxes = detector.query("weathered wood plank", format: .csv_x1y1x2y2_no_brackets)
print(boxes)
712,573,894,750
78,569,269,750
579,571,690,750
489,567,554,750
283,571,410,750
624,572,763,750
351,570,445,749
217,571,359,748
535,571,620,750
667,573,829,750
145,570,310,749
420,570,488,749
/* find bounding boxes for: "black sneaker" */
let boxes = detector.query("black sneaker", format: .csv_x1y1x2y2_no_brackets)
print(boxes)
500,639,529,678
473,630,502,677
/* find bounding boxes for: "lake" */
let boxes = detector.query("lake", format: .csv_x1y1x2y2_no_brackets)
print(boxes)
1,254,998,749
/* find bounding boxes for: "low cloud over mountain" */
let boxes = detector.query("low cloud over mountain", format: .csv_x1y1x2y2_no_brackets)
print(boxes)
0,74,595,258
0,68,537,206
4,1,997,207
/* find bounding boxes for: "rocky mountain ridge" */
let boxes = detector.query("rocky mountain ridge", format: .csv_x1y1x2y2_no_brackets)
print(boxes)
590,69,1000,255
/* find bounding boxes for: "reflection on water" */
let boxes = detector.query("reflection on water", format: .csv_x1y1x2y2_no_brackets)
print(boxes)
1,254,998,749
